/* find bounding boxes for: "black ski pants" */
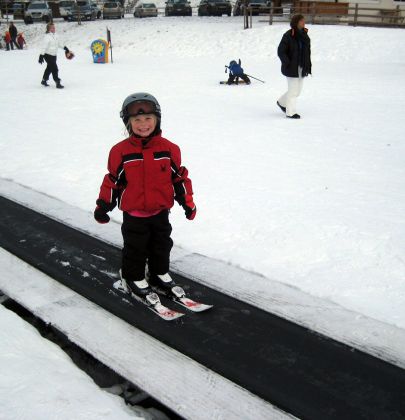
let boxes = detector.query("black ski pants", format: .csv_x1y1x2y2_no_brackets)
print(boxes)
121,210,173,282
42,54,60,83
227,73,251,85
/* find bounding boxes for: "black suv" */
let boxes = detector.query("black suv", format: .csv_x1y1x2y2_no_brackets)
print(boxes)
165,0,192,16
198,0,231,16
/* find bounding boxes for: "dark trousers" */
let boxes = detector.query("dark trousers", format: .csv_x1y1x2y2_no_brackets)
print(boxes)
227,74,251,85
42,54,60,83
121,210,173,282
10,37,19,50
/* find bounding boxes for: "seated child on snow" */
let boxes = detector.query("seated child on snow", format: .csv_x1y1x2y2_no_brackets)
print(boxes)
226,60,251,85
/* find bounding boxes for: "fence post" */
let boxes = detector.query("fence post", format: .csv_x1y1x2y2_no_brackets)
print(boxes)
311,1,316,24
244,5,248,29
354,3,358,26
269,5,273,25
396,4,400,27
250,6,253,28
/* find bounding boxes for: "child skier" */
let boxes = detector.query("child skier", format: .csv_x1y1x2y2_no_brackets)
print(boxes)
4,31,12,51
17,33,26,50
226,60,251,85
94,93,196,305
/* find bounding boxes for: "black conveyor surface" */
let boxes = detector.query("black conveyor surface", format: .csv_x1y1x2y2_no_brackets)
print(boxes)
1,196,404,420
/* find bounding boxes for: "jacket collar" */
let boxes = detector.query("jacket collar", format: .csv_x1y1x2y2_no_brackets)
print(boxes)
128,132,162,148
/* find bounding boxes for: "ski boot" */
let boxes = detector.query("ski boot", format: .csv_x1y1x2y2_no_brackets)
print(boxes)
41,80,49,87
277,101,286,113
148,272,185,299
117,271,160,306
56,80,64,89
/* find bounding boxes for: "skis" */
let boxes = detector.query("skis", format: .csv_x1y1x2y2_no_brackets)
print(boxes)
219,80,249,85
113,279,184,321
113,277,213,320
151,285,213,313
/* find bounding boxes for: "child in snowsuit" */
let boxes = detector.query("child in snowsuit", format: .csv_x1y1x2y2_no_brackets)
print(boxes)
4,31,12,51
226,60,251,85
94,93,196,302
17,33,26,50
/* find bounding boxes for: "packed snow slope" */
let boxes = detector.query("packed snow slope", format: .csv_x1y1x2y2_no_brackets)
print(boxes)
1,18,404,330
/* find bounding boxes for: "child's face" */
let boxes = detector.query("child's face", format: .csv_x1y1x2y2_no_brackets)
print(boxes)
130,114,157,137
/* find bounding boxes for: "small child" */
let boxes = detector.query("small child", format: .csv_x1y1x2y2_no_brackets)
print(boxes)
4,31,12,51
95,92,196,303
226,60,251,85
17,33,26,50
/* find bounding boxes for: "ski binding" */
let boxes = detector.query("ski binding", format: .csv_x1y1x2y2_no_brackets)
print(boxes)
113,279,184,321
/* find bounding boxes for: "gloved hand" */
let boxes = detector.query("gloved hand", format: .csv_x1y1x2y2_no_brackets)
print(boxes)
175,194,196,220
184,203,196,220
38,54,44,64
94,206,110,224
94,199,116,224
64,46,70,53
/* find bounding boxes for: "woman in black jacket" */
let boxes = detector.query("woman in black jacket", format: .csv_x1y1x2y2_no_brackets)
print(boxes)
277,14,312,119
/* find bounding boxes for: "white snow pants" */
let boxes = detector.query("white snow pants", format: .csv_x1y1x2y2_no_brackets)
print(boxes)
278,67,304,117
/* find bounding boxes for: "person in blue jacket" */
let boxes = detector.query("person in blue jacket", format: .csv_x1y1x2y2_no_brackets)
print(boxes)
226,60,251,85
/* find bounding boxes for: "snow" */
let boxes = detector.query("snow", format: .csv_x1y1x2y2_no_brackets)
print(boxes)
1,18,405,340
0,303,144,420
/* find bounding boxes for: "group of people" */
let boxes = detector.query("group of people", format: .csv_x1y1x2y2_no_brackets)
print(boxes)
4,13,310,301
226,14,312,119
3,22,26,51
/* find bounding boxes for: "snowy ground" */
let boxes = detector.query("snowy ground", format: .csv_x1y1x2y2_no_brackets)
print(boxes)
0,303,149,419
1,18,405,331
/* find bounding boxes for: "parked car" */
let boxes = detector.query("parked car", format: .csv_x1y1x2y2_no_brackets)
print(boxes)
233,0,270,16
24,1,52,23
165,0,192,16
103,1,124,18
198,0,231,16
67,0,98,20
91,1,102,18
12,2,26,20
134,3,158,17
59,0,74,20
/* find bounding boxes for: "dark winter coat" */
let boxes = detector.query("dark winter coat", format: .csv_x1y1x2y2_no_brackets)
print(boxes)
98,133,193,213
277,28,312,78
9,24,17,40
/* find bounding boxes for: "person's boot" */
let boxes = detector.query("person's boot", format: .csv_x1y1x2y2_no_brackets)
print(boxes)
277,101,286,113
127,278,153,298
287,114,301,119
148,272,185,297
41,80,49,87
56,80,64,89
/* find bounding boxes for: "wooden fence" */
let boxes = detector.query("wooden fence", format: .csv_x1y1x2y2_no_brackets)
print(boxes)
246,1,405,28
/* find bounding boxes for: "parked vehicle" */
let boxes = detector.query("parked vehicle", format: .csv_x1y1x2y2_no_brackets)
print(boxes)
103,1,124,18
233,0,271,16
165,0,192,16
59,0,74,20
134,3,158,17
91,1,102,18
12,2,26,20
67,0,97,20
198,0,231,16
24,1,52,23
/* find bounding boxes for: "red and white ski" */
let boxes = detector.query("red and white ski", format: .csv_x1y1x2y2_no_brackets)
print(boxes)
113,279,184,321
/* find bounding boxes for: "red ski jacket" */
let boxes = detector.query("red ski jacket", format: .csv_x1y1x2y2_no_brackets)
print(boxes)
98,133,193,213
